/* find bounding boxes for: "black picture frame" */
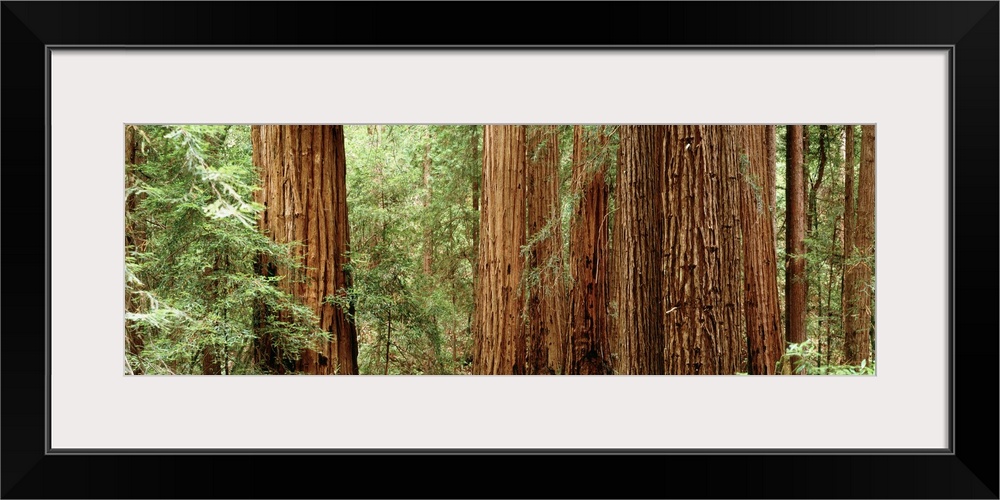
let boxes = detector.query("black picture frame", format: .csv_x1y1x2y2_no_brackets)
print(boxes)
2,2,996,498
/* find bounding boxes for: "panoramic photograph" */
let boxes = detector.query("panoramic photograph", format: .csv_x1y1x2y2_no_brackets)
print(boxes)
124,125,875,375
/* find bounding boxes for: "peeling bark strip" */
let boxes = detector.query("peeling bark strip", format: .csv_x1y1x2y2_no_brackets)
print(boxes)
568,126,612,375
251,125,358,375
785,125,808,370
738,126,784,374
663,126,743,375
611,125,665,375
525,125,566,374
845,125,875,365
473,125,527,375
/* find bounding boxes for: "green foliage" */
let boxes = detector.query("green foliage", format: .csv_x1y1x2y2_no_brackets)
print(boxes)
341,125,477,374
125,125,325,374
126,123,871,376
777,340,874,375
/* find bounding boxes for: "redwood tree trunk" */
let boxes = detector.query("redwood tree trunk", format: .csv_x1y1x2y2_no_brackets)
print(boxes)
845,125,875,365
252,125,359,375
611,125,665,375
738,126,784,374
785,125,807,371
568,125,612,375
662,126,743,375
525,125,566,374
473,125,527,375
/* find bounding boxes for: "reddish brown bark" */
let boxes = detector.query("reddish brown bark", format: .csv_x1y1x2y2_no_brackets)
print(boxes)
252,125,359,375
845,125,875,365
473,125,527,375
785,125,807,372
567,126,612,375
663,126,743,375
738,126,784,374
525,125,567,374
611,125,665,375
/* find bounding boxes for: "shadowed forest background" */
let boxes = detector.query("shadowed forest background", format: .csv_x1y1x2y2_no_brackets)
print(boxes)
125,125,875,375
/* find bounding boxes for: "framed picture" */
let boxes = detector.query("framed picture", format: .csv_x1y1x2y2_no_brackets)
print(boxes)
3,2,995,498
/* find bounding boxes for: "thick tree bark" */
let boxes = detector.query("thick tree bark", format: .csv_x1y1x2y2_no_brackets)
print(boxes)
663,126,743,375
785,125,807,371
525,125,566,374
473,125,527,375
252,125,359,375
845,125,875,365
611,125,665,375
568,126,612,375
738,126,784,374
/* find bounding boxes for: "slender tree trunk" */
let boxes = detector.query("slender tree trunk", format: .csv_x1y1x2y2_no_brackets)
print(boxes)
124,125,146,374
738,126,784,374
801,126,812,327
785,125,807,372
845,125,875,365
611,125,665,375
568,126,612,375
807,125,828,235
252,125,359,375
473,125,527,375
663,126,743,374
841,125,858,364
525,125,566,374
823,215,840,367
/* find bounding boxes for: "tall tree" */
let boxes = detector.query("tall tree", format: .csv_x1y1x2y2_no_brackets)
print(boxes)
567,126,612,375
807,125,829,235
738,125,784,374
663,125,743,374
611,125,665,375
525,125,567,374
251,125,359,375
841,125,858,362
473,125,527,374
785,125,807,371
845,125,875,365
